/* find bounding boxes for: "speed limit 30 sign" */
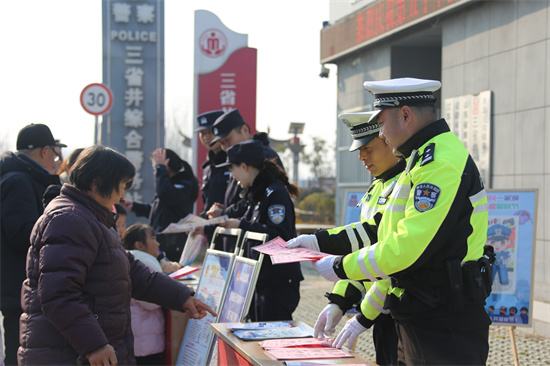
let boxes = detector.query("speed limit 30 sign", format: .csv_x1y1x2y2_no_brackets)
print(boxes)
80,83,113,115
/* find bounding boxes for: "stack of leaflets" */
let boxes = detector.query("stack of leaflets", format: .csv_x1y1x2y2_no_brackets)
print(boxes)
259,338,355,362
227,321,313,341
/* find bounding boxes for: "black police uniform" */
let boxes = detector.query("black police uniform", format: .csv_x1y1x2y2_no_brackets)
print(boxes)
239,168,303,322
205,135,284,252
199,149,230,218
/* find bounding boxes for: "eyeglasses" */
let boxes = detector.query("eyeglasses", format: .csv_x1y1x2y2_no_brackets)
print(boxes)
49,146,63,162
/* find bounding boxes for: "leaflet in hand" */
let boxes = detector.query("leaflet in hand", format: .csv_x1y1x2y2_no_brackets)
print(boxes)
169,265,200,280
252,237,328,264
233,325,313,341
160,214,228,234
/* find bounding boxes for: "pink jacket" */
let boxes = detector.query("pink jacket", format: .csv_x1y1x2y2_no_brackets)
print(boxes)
130,250,165,357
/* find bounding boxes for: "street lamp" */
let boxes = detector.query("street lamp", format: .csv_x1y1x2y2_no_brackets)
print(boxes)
288,122,305,184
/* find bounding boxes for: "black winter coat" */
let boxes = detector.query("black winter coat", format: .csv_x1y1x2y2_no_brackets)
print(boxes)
0,152,60,310
132,165,199,232
18,185,193,365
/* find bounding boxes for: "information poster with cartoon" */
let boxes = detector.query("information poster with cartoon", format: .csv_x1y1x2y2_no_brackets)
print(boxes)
485,190,537,327
343,190,364,225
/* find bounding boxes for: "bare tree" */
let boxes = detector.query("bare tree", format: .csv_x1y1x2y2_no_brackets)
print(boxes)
301,136,335,189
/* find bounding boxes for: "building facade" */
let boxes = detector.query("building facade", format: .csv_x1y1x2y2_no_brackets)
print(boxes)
323,0,549,336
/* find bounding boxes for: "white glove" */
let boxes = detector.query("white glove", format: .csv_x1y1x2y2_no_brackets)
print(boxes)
313,255,340,282
285,234,320,252
314,304,344,338
333,316,368,349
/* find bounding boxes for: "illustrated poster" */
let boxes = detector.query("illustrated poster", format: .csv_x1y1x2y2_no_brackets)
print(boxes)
485,190,537,326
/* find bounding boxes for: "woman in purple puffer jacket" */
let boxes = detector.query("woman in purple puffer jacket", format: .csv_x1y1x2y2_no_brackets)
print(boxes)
18,145,215,366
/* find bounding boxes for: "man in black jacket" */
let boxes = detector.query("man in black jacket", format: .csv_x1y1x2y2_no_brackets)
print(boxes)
195,110,229,218
0,123,65,365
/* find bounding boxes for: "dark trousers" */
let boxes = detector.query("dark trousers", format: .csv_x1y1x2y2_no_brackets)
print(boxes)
136,352,164,365
248,281,300,322
373,313,398,366
394,306,490,365
2,308,22,366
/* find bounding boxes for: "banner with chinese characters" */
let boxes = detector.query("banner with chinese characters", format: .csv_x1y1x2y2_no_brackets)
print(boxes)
194,10,257,213
444,90,492,187
320,0,473,63
102,0,164,206
485,190,537,327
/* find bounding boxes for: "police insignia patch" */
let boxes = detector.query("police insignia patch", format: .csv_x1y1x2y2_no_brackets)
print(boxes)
268,205,285,224
413,183,441,212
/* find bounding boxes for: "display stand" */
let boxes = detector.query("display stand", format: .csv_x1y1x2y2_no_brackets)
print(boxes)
176,248,236,366
176,228,267,366
509,326,519,366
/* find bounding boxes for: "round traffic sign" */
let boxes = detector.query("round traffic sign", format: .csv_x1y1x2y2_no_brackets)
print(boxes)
80,83,113,115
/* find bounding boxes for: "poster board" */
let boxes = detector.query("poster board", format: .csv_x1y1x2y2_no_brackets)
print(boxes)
218,255,263,323
341,189,365,225
176,249,235,366
484,189,537,327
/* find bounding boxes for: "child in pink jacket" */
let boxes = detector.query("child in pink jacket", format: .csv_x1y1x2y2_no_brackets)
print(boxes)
123,223,166,365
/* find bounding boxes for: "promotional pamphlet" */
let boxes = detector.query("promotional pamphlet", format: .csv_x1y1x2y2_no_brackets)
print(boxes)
233,325,313,341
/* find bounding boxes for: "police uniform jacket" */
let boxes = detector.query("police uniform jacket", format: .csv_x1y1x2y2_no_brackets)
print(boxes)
333,119,489,319
199,150,230,218
204,136,284,240
238,168,303,290
0,151,60,310
317,159,405,328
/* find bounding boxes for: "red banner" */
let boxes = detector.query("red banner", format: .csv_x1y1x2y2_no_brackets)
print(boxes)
195,47,257,213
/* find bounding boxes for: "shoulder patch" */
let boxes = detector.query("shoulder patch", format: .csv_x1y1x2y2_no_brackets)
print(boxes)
420,143,435,166
173,184,184,189
413,183,441,212
268,205,285,224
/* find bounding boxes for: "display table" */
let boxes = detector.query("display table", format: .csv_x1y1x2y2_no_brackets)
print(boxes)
210,321,377,366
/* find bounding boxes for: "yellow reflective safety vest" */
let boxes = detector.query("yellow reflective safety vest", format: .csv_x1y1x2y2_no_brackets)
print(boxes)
318,160,405,321
336,120,488,314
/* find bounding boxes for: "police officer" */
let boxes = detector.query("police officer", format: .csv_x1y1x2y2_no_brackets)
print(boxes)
204,109,283,252
195,110,229,218
313,78,491,365
216,140,303,321
287,111,405,365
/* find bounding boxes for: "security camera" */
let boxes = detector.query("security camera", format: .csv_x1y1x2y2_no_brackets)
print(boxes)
319,65,330,78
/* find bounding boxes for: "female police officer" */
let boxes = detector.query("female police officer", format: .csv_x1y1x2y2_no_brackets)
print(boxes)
216,140,303,322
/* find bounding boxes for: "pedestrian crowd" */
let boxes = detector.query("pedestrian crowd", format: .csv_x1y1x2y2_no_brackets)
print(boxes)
0,77,494,365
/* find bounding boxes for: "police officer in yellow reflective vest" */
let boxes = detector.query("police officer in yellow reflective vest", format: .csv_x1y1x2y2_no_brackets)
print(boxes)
287,111,405,365
312,78,492,365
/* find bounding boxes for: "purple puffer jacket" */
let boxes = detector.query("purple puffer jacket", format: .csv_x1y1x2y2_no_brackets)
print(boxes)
18,184,193,365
